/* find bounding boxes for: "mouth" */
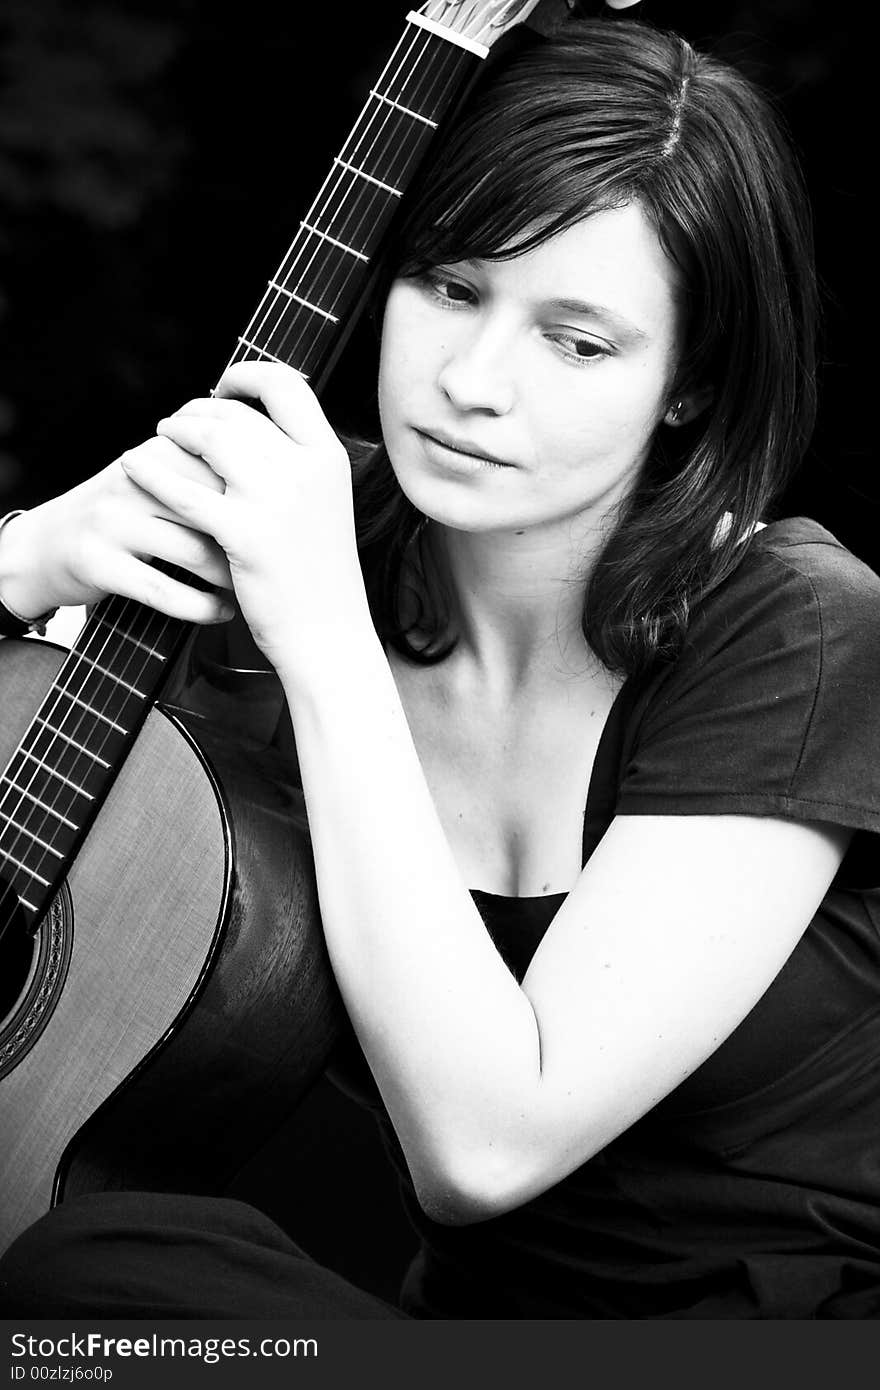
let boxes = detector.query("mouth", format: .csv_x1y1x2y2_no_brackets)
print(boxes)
415,428,512,469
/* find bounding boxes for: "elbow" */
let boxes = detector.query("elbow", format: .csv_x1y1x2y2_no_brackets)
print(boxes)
409,1115,609,1225
411,1147,541,1227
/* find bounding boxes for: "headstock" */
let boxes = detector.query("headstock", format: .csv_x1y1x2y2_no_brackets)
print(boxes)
412,1,546,54
412,0,641,52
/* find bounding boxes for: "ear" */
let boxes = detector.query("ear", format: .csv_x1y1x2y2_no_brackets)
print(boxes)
663,385,713,428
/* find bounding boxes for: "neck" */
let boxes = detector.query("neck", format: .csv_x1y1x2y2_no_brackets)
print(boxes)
427,517,609,690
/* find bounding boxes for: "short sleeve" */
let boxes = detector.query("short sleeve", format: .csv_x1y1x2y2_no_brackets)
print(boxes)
615,525,880,861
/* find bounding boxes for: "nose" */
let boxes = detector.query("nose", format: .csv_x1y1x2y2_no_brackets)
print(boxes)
436,319,515,416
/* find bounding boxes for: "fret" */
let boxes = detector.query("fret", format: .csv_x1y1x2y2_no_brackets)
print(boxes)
0,847,52,888
236,336,297,369
51,690,128,735
20,751,94,802
297,161,369,256
240,308,334,378
274,233,370,323
267,283,340,324
369,88,438,128
33,718,112,770
76,652,149,700
387,25,480,115
18,895,39,915
15,728,106,806
301,223,369,263
406,11,489,59
345,106,432,191
91,612,169,662
40,671,133,739
333,158,402,198
0,810,66,860
3,784,78,831
24,723,119,795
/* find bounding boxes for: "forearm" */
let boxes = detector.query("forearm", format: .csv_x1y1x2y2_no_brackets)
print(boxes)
0,510,59,619
277,628,543,1216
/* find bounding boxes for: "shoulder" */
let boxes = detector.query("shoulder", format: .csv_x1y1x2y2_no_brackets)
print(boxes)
618,517,880,830
680,517,880,680
707,515,880,625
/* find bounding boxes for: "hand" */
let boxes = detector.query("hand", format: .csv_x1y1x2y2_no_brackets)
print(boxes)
121,362,369,676
0,444,234,625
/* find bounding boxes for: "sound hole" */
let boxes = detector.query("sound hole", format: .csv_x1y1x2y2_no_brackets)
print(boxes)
0,883,73,1080
0,894,35,1021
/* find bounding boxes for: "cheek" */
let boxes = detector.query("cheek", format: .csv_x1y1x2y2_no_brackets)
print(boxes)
377,299,415,432
534,372,668,486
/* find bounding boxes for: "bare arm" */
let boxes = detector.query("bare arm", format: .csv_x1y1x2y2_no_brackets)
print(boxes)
282,640,849,1221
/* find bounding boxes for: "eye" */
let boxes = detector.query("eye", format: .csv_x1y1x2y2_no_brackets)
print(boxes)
418,270,477,308
545,331,612,366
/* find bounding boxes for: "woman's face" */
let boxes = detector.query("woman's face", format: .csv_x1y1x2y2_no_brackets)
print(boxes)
378,201,685,540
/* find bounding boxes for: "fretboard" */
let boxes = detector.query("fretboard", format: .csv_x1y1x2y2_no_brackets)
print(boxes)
0,598,189,928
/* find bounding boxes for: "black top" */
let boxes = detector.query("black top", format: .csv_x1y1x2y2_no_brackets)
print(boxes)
335,517,880,1319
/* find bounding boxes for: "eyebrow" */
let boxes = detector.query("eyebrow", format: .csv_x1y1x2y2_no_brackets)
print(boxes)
544,297,650,344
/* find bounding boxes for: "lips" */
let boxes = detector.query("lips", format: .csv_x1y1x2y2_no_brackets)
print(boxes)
416,428,512,468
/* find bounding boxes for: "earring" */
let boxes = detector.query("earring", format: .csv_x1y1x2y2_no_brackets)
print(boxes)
667,399,685,424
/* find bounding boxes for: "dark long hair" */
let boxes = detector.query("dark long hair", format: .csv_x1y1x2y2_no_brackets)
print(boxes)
354,17,818,676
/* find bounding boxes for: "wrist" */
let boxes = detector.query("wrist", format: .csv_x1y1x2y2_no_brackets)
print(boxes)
274,607,388,710
0,510,59,633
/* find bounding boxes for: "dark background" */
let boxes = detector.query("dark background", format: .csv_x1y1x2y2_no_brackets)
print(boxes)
0,1,868,1301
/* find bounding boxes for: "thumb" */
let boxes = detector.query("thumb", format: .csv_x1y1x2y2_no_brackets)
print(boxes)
214,361,338,450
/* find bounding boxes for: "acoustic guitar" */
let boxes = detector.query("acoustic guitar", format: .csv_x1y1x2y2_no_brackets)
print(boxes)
0,0,571,1254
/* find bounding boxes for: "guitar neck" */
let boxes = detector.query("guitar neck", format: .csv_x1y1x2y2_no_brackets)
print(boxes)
0,598,190,928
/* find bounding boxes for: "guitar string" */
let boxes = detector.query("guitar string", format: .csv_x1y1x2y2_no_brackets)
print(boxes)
0,602,158,871
256,14,461,376
0,602,178,938
0,605,184,944
0,3,488,939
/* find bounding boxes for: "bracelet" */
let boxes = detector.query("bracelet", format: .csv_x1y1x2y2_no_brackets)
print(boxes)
0,510,58,637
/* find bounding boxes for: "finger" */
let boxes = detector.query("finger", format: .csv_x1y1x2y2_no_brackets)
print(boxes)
118,436,227,494
93,545,234,624
136,516,234,590
162,397,257,424
213,361,340,450
155,412,280,484
119,448,230,544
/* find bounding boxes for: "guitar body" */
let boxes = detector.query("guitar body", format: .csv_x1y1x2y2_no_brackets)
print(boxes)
0,637,342,1254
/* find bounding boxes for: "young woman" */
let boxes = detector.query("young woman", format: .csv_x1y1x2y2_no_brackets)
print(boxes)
1,16,879,1319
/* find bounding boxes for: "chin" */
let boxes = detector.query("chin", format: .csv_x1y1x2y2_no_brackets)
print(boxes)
393,471,513,534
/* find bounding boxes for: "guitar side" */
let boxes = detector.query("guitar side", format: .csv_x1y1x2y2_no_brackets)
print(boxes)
0,638,342,1253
